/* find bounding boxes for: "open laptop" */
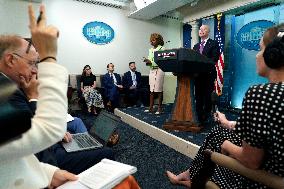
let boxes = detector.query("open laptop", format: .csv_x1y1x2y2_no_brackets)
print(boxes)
62,111,121,152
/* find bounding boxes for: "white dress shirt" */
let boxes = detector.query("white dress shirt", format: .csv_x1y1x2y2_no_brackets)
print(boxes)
130,71,137,87
110,73,118,86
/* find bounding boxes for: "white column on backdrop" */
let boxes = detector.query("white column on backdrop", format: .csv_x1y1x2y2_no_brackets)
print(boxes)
190,20,199,47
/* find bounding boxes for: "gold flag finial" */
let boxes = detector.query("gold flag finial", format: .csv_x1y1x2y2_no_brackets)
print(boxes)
217,13,222,31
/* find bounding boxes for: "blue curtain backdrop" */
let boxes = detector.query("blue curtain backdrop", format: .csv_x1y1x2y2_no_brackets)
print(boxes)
183,24,191,48
230,5,280,108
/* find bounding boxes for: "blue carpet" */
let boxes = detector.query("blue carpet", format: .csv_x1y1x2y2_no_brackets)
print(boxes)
119,104,213,146
112,122,192,189
73,104,240,189
118,104,240,146
74,110,191,188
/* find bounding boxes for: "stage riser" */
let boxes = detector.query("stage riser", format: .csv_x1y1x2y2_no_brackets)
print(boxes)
115,109,200,159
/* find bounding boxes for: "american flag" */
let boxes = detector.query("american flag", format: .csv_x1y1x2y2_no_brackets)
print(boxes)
214,14,224,96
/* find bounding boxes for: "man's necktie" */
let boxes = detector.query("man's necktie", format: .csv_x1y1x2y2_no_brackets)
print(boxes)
132,73,137,86
199,40,205,54
110,73,114,84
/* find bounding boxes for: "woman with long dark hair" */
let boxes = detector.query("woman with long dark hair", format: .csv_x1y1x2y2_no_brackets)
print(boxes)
80,65,104,115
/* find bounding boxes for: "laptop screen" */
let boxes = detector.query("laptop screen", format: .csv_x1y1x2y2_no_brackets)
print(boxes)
90,111,120,142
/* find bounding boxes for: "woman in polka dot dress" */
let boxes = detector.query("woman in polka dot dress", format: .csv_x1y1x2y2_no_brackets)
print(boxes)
166,23,284,188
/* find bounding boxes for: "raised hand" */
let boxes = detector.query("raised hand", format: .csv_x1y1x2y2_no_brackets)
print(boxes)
143,57,151,65
28,4,59,61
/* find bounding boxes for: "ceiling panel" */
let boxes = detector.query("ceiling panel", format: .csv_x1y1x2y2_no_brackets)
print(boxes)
74,0,130,9
128,0,196,20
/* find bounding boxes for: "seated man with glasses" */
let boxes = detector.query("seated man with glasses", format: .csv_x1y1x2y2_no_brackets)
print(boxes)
0,4,141,189
7,40,115,175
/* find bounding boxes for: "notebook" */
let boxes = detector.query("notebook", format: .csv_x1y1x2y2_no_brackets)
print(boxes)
57,159,137,189
62,111,120,152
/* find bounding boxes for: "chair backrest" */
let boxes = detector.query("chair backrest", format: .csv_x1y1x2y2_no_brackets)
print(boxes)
69,74,78,89
205,150,284,189
96,75,102,88
140,75,149,89
75,75,82,97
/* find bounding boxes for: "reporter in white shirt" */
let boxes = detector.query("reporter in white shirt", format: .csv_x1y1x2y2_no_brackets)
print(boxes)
0,4,77,189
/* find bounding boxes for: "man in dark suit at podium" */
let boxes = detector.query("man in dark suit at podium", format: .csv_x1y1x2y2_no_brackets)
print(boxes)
193,24,220,124
122,62,142,106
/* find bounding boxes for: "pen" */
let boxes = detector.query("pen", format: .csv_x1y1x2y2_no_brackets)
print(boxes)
26,11,43,54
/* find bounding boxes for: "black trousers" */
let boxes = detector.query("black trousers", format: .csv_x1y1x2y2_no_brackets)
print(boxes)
37,144,115,174
124,88,140,106
194,73,215,123
53,144,115,174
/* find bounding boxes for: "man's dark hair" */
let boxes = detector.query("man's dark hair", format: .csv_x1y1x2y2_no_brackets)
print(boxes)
129,62,135,66
107,63,113,68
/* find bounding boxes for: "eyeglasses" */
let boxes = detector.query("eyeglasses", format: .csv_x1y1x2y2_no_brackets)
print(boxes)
12,53,39,69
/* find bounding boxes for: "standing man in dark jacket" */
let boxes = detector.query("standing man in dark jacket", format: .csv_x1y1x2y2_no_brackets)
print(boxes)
193,24,220,124
122,62,142,106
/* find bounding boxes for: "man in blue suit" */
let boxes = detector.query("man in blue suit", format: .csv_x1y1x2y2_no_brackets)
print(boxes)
122,62,142,107
102,63,123,110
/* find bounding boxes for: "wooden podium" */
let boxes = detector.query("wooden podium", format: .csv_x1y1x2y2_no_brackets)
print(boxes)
154,48,215,132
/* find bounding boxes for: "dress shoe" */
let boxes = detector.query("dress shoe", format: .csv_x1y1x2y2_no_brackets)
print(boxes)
155,111,161,115
144,109,153,113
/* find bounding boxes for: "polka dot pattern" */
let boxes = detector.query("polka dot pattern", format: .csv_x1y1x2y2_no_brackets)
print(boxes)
189,125,244,188
235,82,284,188
188,82,284,188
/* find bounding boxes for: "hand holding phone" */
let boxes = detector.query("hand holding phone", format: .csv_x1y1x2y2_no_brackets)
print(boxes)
143,57,151,65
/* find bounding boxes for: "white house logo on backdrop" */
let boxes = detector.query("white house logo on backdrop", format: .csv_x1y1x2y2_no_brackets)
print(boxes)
236,20,274,51
83,21,115,45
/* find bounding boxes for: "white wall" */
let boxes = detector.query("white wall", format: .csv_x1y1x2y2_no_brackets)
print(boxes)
0,0,182,75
